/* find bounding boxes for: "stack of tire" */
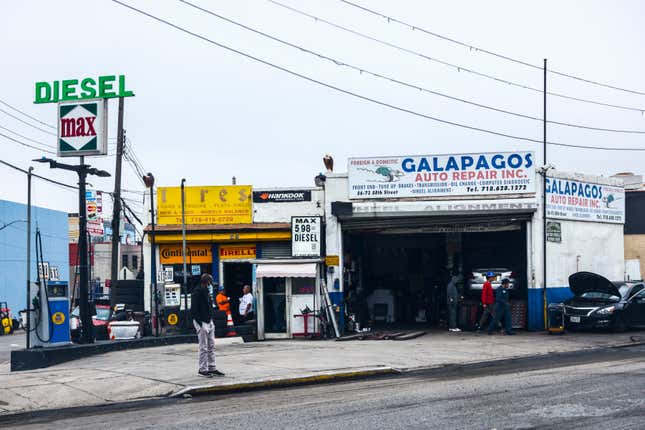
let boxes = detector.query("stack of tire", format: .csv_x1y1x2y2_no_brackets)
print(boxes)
212,310,256,342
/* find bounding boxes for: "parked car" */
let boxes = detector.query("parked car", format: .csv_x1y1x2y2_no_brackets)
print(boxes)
563,272,645,331
70,303,112,341
467,268,519,293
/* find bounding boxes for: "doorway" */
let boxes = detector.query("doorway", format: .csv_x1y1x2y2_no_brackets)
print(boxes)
223,262,252,323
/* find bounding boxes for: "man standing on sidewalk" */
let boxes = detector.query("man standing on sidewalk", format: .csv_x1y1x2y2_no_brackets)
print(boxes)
488,278,515,336
191,274,224,377
446,274,461,332
477,272,496,333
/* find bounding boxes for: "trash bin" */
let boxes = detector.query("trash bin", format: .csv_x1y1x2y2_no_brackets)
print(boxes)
547,303,565,335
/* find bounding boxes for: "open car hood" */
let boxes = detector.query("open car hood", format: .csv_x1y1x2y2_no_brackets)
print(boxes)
568,272,620,297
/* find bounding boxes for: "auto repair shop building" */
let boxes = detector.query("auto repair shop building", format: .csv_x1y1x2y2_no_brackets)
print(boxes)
323,151,625,331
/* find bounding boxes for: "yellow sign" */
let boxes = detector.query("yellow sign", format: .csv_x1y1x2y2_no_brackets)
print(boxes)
157,185,252,225
167,313,179,326
219,244,256,260
52,312,66,325
325,255,340,266
159,244,212,265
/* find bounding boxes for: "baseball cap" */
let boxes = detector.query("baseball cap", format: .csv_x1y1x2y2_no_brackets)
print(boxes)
486,271,495,278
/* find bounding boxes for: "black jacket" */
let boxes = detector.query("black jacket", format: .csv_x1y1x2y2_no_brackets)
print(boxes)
191,284,215,324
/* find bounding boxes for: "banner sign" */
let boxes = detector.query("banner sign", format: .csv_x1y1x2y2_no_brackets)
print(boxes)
348,152,535,199
86,190,104,237
159,244,212,264
157,185,252,225
219,244,257,260
253,190,311,203
57,99,107,157
546,177,625,224
292,216,322,257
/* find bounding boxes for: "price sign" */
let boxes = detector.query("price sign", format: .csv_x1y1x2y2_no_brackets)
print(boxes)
291,216,322,257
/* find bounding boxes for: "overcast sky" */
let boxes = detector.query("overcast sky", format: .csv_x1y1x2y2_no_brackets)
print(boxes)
1,0,644,221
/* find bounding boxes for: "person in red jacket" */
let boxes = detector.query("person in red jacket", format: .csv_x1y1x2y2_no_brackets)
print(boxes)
477,272,496,333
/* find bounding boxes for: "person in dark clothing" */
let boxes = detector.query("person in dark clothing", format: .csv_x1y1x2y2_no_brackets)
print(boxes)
487,278,515,335
191,273,224,377
446,275,461,332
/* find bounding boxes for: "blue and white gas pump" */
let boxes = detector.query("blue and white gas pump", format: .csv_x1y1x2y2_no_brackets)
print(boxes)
29,280,71,347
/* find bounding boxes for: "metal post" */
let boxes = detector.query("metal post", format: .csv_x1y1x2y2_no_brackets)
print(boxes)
110,97,125,309
542,58,548,330
181,179,188,330
150,185,159,336
78,157,94,343
26,167,33,349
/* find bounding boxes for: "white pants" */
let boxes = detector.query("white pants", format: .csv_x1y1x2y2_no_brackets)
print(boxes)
194,320,216,372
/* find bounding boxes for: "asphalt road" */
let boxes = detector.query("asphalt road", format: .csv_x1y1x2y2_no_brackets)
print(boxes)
0,331,24,365
4,344,645,430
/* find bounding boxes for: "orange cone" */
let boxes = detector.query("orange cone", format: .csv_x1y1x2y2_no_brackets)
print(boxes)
225,312,237,337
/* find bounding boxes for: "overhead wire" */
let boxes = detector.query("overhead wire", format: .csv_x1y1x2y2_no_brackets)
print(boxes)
0,125,57,149
266,0,645,113
111,1,645,151
0,108,58,136
182,0,645,135
0,99,56,129
339,0,645,96
0,131,57,155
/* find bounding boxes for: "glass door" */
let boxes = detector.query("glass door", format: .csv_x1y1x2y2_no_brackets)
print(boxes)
263,277,287,334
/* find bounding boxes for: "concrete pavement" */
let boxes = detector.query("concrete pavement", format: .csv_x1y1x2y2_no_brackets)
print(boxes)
0,330,643,416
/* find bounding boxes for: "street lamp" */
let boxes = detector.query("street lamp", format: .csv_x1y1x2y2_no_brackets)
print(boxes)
34,157,110,344
143,172,159,336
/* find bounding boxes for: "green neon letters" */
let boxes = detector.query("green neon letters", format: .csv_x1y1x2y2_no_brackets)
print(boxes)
34,75,134,104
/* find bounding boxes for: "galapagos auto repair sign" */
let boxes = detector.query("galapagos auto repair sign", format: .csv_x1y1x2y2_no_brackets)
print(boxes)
348,152,535,199
546,177,625,224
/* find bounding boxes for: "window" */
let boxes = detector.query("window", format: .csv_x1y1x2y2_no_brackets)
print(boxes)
122,254,128,269
292,277,315,295
132,255,138,270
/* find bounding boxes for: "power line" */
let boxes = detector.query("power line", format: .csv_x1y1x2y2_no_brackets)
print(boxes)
0,158,77,191
182,0,645,135
112,0,645,152
339,0,645,96
266,0,645,113
0,124,57,149
0,108,58,136
0,132,57,155
0,99,56,129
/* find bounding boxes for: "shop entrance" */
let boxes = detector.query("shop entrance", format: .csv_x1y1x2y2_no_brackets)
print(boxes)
343,218,529,331
223,262,252,323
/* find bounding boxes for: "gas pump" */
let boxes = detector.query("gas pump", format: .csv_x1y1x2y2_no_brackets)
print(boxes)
29,280,71,347
28,229,71,347
160,283,181,333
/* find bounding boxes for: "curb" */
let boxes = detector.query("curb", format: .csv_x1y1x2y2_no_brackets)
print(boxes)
172,367,399,398
172,337,645,399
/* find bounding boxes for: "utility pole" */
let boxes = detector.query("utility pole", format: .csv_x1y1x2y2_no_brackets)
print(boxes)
143,173,159,336
542,58,548,330
35,157,110,344
26,167,33,349
110,97,125,309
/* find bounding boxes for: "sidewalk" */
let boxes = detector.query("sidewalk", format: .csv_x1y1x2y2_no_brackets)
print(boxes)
0,330,642,415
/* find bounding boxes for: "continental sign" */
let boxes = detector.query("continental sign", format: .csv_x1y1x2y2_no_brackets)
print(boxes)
157,185,252,225
159,244,212,264
219,244,256,260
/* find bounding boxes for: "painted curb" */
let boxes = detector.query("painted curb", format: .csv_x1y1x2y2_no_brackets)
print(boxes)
172,367,399,398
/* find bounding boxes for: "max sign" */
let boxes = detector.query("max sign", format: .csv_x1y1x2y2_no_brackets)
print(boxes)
348,152,535,199
57,100,107,157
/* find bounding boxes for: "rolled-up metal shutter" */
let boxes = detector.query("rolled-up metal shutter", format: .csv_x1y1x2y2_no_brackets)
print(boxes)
258,241,292,258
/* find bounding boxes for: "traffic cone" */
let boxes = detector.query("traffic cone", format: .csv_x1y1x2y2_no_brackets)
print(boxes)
225,312,237,337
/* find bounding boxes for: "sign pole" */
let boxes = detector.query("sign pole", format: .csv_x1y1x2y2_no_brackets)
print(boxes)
542,58,548,330
78,156,94,343
181,179,188,331
110,97,125,309
26,167,33,349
